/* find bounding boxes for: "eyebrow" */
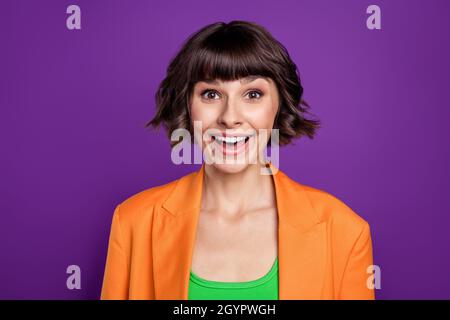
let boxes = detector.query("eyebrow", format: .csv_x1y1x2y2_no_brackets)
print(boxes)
201,75,269,85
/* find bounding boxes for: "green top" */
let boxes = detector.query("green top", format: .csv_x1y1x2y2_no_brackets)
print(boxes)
188,257,279,300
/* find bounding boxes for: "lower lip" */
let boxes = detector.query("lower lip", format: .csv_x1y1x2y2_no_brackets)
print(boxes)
212,136,252,156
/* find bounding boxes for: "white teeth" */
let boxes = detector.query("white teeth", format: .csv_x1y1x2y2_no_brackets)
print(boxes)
214,136,247,144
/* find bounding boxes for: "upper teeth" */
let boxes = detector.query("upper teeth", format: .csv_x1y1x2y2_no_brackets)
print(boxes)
215,136,247,143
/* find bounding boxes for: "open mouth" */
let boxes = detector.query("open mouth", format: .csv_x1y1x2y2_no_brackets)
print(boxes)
212,135,250,145
211,134,253,156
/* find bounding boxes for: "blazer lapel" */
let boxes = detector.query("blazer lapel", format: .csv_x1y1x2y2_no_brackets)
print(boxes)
152,163,327,300
152,166,205,299
272,165,327,299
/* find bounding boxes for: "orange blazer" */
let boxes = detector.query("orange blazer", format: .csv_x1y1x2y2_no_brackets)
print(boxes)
101,163,375,300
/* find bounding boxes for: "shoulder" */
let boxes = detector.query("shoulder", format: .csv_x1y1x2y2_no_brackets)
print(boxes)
301,182,371,245
112,171,191,225
304,184,368,226
279,171,370,239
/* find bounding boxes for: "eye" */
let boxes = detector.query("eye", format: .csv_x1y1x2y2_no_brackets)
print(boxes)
200,89,264,101
200,89,221,100
246,90,263,100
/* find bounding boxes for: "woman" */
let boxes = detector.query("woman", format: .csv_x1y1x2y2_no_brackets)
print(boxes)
100,21,375,300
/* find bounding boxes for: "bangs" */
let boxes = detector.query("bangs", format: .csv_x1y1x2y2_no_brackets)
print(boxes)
187,28,275,84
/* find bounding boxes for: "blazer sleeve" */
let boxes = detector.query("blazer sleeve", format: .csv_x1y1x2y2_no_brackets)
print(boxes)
339,222,376,300
100,205,129,300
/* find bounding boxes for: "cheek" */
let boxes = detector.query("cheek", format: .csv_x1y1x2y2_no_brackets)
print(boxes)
190,100,209,123
243,103,278,130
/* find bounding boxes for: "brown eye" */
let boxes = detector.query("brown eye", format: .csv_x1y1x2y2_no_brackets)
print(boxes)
201,89,220,100
246,90,263,100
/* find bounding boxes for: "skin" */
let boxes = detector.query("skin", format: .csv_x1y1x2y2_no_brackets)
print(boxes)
189,76,280,282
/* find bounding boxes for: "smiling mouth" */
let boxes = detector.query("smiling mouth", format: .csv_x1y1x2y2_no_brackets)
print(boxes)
211,135,251,145
210,134,254,156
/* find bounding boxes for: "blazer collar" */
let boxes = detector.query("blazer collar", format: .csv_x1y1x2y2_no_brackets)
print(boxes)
161,162,321,232
153,162,327,299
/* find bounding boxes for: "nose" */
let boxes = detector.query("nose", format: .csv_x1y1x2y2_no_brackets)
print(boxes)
217,97,243,128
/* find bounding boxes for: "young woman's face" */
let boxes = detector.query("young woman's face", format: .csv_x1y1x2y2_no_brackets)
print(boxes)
190,76,279,174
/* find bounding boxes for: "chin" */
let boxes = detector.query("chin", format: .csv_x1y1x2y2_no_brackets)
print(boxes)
209,161,253,175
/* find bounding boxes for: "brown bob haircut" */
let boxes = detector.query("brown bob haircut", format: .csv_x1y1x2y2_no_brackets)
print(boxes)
146,20,320,146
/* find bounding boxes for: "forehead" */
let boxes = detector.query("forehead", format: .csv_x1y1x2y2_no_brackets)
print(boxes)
198,75,272,86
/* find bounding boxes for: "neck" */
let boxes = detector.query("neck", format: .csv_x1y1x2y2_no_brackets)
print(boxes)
202,163,275,217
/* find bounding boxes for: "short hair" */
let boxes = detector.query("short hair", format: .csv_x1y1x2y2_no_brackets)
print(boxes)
145,20,320,147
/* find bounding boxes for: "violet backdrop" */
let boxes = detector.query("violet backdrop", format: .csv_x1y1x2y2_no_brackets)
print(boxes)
1,0,449,299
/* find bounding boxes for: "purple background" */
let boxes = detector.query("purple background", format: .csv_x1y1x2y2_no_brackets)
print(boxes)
1,0,449,299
